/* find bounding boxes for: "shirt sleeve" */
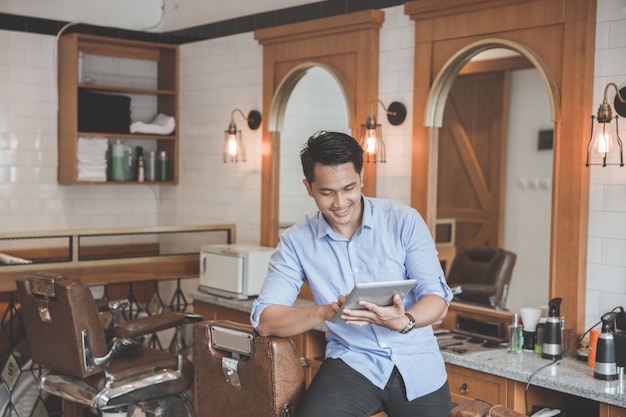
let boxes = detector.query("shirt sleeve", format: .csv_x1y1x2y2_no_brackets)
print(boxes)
403,208,454,304
250,236,306,328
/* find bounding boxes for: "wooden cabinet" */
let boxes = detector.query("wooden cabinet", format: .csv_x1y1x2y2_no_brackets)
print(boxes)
446,363,612,416
446,364,509,406
601,404,626,417
57,33,178,184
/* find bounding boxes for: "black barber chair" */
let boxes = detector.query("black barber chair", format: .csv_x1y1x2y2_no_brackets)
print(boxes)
16,272,201,417
446,247,517,309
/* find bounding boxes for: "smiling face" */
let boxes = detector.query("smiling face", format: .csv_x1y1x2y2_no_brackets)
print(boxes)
303,162,364,239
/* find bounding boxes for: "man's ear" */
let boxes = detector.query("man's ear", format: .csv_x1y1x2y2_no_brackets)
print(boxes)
302,178,314,197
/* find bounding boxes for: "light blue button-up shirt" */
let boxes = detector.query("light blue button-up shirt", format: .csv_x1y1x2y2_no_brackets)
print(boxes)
250,196,453,401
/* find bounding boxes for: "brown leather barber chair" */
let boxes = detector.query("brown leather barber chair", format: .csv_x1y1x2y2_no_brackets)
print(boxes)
193,319,305,417
446,247,517,309
16,272,201,417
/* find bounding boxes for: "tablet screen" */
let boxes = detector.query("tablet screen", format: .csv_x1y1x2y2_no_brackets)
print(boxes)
332,279,416,323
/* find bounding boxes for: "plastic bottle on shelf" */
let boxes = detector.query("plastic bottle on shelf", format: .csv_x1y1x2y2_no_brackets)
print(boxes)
157,151,169,181
110,140,125,181
137,155,145,182
124,144,135,181
77,51,84,83
145,150,156,181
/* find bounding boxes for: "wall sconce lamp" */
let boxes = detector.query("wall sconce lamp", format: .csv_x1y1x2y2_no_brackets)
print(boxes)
359,100,407,163
223,109,262,163
586,82,625,167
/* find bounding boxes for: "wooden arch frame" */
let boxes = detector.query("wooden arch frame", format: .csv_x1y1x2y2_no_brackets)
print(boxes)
255,10,385,247
405,0,597,333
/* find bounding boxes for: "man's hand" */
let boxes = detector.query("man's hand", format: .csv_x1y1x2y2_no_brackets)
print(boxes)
338,293,407,331
338,294,448,332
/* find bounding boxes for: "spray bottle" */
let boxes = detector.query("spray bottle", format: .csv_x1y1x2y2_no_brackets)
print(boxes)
542,297,563,360
594,312,618,380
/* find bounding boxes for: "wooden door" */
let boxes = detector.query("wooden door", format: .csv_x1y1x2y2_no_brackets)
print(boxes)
437,71,508,249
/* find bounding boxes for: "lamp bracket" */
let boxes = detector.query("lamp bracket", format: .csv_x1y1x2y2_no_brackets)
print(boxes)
247,110,262,130
230,108,262,130
387,101,407,126
369,99,407,126
614,87,626,118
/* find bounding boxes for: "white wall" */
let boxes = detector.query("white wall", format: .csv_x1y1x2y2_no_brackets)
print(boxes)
0,2,624,331
163,32,263,242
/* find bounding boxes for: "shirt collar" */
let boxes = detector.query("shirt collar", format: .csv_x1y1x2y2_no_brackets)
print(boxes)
314,195,372,239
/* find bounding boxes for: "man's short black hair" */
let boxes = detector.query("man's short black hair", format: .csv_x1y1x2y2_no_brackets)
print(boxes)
300,131,364,183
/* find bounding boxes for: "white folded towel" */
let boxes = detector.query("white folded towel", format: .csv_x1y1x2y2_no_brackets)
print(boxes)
130,113,175,135
77,136,108,181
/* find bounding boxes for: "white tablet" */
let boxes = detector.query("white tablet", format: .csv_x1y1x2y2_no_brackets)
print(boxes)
332,279,417,323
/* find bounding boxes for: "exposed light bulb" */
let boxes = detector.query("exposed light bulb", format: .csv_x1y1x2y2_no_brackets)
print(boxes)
593,122,613,157
365,130,377,154
227,134,238,156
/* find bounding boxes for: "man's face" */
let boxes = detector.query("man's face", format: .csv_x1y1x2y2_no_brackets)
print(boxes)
303,162,363,234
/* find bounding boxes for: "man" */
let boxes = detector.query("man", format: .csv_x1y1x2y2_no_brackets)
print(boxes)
250,131,453,417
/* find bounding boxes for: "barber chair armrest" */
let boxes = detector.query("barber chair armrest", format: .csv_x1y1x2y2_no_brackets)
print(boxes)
115,312,201,339
95,298,130,312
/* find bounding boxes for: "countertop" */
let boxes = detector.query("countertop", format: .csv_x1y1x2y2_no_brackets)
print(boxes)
441,339,626,409
191,291,626,408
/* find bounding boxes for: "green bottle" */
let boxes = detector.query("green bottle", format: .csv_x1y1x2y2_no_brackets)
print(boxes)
157,151,169,181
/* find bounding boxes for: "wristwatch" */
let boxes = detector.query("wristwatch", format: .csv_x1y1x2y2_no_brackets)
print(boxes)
399,312,416,334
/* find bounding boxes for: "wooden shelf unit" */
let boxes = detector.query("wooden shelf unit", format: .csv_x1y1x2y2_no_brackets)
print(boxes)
57,33,179,184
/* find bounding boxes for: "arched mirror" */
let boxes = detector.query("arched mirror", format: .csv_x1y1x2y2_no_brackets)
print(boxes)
256,10,384,248
436,48,553,313
407,0,596,333
279,67,351,232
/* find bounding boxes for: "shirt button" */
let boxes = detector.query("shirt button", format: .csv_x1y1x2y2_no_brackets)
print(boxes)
354,267,359,273
381,342,387,348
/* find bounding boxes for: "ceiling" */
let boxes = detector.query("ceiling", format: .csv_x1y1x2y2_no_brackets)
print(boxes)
1,0,320,32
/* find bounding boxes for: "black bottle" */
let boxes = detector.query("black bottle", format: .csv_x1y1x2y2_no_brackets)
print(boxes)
594,312,618,380
542,297,563,360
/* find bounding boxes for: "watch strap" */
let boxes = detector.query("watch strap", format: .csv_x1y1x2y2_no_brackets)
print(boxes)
400,312,416,334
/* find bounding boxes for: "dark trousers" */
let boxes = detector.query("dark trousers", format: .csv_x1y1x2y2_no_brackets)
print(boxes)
297,358,452,417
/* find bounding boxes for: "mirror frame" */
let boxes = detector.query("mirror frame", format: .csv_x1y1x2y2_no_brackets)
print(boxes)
255,10,385,247
405,0,597,333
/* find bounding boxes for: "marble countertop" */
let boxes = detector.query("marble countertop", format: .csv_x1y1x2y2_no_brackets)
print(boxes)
441,345,626,408
191,291,625,408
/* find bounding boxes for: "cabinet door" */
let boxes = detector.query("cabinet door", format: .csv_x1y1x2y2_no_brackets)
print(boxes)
603,403,626,417
446,364,507,406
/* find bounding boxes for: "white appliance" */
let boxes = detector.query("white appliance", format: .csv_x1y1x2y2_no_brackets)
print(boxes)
199,244,274,299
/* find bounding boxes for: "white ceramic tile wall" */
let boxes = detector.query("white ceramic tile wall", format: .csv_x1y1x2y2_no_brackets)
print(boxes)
1,2,625,330
0,30,160,233
165,32,263,242
376,7,414,206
